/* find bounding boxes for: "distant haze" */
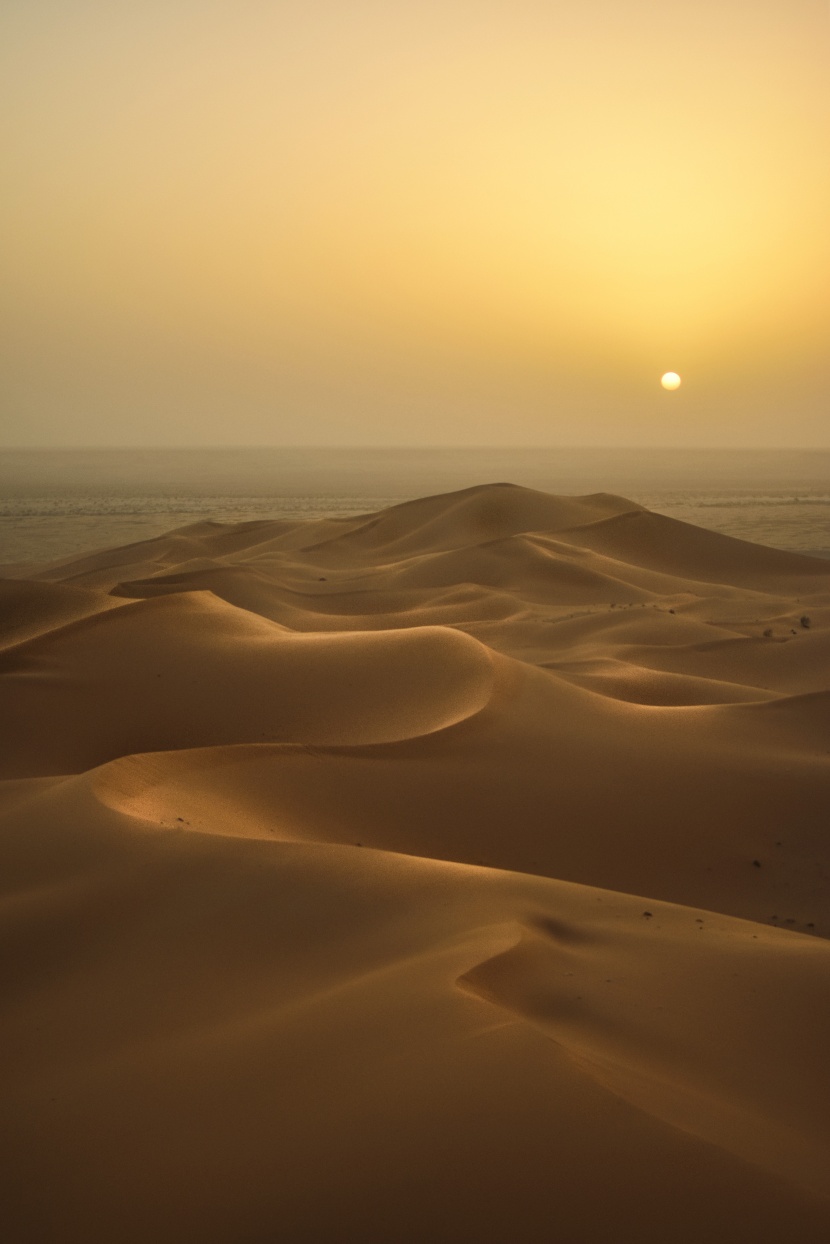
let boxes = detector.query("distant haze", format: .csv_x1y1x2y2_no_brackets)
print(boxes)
1,1,828,448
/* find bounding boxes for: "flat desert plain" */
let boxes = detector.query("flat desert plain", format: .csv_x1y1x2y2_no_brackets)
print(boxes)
1,483,829,1242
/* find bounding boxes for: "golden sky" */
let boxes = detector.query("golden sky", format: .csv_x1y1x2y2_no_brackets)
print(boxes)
1,0,828,446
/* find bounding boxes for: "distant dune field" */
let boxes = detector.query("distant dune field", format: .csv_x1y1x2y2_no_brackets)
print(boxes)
1,483,829,1242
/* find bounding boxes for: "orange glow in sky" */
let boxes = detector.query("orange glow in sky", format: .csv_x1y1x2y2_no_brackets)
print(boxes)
1,1,827,446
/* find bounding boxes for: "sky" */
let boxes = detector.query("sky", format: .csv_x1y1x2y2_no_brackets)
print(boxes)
1,0,828,447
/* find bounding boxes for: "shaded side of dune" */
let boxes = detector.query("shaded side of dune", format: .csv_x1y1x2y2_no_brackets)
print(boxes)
2,482,829,1242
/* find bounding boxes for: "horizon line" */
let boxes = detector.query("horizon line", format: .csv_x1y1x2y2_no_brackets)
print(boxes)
3,444,830,454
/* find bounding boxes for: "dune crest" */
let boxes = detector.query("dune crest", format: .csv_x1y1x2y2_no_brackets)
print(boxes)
2,483,829,1241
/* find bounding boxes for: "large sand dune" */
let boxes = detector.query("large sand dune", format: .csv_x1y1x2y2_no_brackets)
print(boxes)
1,482,829,1242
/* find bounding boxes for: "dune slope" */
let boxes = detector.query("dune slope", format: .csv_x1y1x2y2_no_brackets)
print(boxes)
1,482,829,1242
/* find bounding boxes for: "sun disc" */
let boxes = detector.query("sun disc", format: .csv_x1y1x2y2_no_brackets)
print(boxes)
661,372,681,390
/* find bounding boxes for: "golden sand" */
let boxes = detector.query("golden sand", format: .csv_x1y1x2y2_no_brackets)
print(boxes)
1,484,828,1241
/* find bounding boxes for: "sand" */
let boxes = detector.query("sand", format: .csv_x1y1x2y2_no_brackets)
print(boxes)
1,481,828,1242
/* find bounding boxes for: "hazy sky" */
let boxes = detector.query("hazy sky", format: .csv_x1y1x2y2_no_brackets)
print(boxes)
2,1,828,447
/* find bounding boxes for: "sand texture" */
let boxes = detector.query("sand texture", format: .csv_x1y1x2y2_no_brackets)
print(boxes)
2,483,829,1242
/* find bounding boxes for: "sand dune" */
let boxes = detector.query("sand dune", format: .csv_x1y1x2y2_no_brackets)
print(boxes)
558,505,830,590
2,483,829,1242
0,594,496,777
0,577,126,649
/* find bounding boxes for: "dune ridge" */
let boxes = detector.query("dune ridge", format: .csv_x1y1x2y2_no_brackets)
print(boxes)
1,482,829,1242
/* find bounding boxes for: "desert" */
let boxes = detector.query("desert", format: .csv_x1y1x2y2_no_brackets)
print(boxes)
1,481,829,1242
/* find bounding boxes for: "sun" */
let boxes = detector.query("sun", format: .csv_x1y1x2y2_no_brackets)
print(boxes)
661,372,682,390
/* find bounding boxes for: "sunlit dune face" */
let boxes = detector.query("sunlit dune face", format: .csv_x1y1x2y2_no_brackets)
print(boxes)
661,372,682,391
